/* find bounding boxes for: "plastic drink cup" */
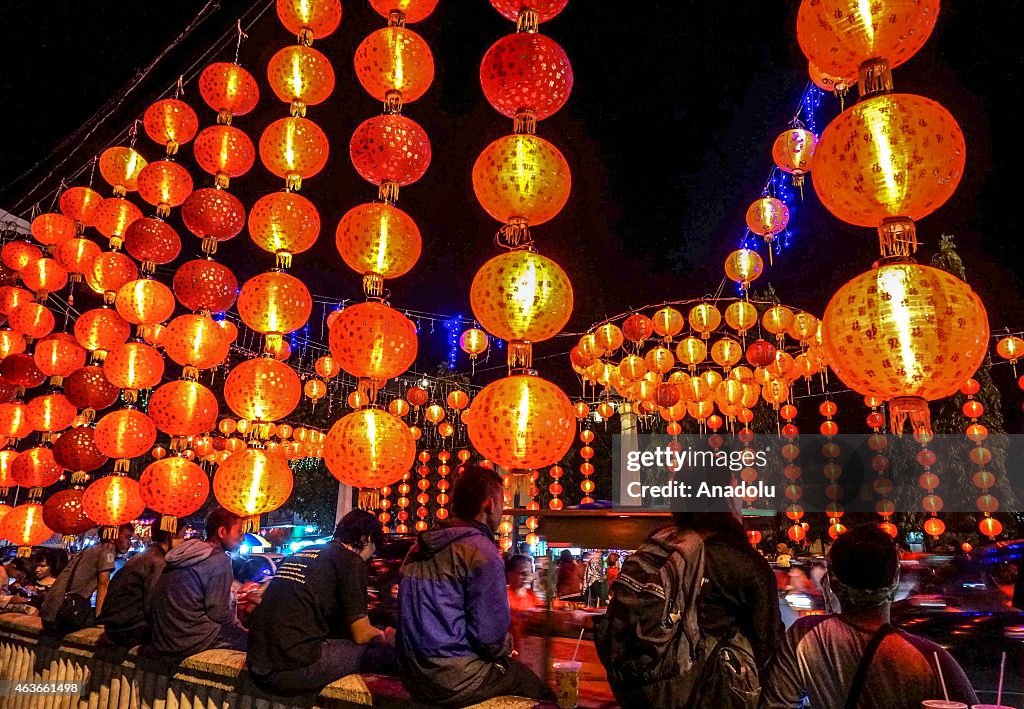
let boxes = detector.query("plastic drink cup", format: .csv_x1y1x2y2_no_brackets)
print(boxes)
922,702,968,709
552,660,582,709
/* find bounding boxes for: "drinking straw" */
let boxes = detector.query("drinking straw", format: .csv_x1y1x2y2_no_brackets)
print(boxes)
571,628,585,662
996,650,1006,706
933,651,949,701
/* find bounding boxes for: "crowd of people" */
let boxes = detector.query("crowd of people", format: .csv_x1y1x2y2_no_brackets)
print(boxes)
0,462,1002,708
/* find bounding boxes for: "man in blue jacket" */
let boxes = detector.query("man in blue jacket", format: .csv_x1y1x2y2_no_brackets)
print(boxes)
397,463,552,706
145,508,247,659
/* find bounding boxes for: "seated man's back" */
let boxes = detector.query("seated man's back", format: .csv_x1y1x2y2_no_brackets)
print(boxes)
760,614,976,709
98,533,173,646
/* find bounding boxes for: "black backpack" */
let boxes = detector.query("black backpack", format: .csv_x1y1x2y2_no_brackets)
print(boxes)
594,527,760,709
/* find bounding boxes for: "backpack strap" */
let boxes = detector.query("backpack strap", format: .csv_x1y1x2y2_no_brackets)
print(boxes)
843,623,896,709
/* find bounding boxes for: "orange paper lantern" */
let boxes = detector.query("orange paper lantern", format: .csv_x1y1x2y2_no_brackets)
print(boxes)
249,191,320,259
143,98,199,152
98,147,147,194
237,270,312,338
224,357,302,422
34,333,87,379
772,127,817,184
31,212,76,247
328,301,418,381
797,0,939,80
745,196,789,239
74,307,131,354
194,125,256,184
466,374,574,470
59,186,104,227
94,409,158,459
94,197,143,241
259,117,330,187
137,160,194,212
115,278,176,325
335,202,421,281
276,0,342,40
324,408,415,488
83,475,146,526
11,446,64,488
25,393,77,432
267,45,336,107
140,456,210,519
8,301,55,339
20,257,68,296
199,63,260,118
89,251,139,297
369,0,437,23
164,314,231,370
1,503,54,547
149,380,219,436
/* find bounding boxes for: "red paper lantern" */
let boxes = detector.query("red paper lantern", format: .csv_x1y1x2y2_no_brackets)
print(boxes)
63,366,120,412
328,301,418,381
0,285,32,315
124,217,182,266
406,386,428,407
89,251,139,297
20,257,68,296
59,186,103,227
746,339,777,368
224,358,301,422
0,449,18,487
26,393,77,432
11,446,64,488
137,160,194,212
82,475,146,527
149,380,219,436
489,0,567,23
324,408,415,488
480,32,573,120
181,187,247,243
94,409,158,459
8,301,55,339
259,117,330,188
194,125,256,185
213,447,293,518
0,330,26,360
349,114,431,188
140,457,210,519
249,191,320,259
0,503,54,547
0,403,29,440
31,213,76,247
74,308,131,354
34,333,87,379
355,27,434,104
237,271,312,339
172,259,239,313
54,237,101,277
143,98,199,152
267,45,335,107
472,134,570,226
1,241,42,272
52,426,108,473
43,488,96,536
0,353,45,389
199,63,260,118
104,342,165,391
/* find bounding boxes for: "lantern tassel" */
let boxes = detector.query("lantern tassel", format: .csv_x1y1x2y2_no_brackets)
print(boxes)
17,546,32,558
160,515,178,533
889,396,932,436
358,488,381,510
61,535,77,549
243,515,260,534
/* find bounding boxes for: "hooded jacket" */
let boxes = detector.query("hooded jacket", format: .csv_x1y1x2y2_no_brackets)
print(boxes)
97,543,167,645
146,539,238,658
397,519,512,705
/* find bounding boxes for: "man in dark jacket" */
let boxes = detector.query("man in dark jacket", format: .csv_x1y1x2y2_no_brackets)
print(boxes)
98,528,176,646
398,464,552,706
145,508,247,659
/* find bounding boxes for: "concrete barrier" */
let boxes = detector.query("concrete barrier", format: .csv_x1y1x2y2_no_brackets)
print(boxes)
0,615,564,709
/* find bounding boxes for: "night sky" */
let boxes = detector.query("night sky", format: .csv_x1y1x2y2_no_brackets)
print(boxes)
2,1,1023,426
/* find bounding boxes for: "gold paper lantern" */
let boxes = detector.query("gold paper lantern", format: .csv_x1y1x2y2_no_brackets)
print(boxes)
688,303,721,339
214,448,293,518
469,250,573,344
335,203,421,283
328,302,418,382
83,475,146,527
822,261,988,434
724,249,764,289
224,358,302,422
237,271,312,342
115,278,176,325
725,301,758,334
149,380,220,437
472,134,571,226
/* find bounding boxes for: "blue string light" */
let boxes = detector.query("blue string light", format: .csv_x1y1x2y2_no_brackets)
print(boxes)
443,316,461,370
735,83,826,294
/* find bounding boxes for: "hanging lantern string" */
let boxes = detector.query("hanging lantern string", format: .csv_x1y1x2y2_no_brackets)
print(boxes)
7,0,275,218
234,19,248,64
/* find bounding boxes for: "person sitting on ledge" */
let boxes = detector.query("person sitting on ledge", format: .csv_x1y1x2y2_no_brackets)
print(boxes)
98,528,177,647
397,463,553,707
145,508,247,659
246,509,397,695
41,524,132,633
760,524,978,709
